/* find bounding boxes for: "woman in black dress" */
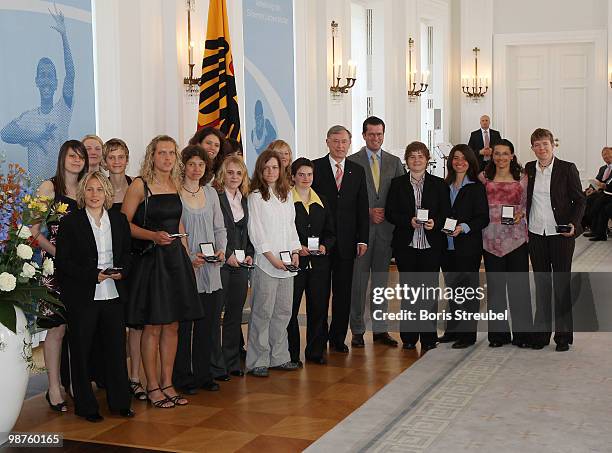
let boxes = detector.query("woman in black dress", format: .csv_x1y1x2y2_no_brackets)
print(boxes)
31,140,89,411
102,138,145,399
122,135,202,408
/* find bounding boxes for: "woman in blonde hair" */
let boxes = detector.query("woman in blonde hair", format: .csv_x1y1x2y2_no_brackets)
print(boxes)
211,156,254,377
122,135,202,408
56,171,132,422
268,139,293,182
82,134,104,173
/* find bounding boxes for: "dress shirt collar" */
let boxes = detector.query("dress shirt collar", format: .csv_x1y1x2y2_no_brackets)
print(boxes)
329,154,346,170
536,156,555,174
292,187,324,210
366,147,381,163
85,208,110,230
225,187,242,202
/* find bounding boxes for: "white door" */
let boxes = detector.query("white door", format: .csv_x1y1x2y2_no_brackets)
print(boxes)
506,42,601,177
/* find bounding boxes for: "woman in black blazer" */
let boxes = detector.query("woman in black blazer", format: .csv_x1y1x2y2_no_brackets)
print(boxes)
438,144,490,349
288,158,336,365
386,142,450,352
55,171,133,422
213,156,254,377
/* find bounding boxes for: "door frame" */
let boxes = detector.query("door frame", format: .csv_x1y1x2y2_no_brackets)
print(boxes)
493,30,607,174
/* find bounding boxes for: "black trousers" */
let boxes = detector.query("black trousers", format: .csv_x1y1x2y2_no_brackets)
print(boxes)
394,247,441,347
174,291,219,389
582,191,603,229
484,244,533,344
591,194,612,237
328,254,354,346
528,233,575,345
67,299,130,417
288,259,331,362
440,250,482,344
218,266,249,373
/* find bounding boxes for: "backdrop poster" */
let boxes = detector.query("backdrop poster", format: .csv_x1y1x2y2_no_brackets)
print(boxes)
0,0,96,186
243,0,296,173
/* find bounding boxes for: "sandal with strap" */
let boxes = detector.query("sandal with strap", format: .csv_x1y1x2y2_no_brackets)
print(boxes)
146,388,175,409
160,385,189,406
129,380,148,401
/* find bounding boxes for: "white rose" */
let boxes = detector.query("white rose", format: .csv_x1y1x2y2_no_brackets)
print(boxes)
17,225,32,239
20,262,36,279
16,244,34,260
42,258,54,277
0,272,17,292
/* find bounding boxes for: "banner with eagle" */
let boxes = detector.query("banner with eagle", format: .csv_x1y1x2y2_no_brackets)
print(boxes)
198,0,241,141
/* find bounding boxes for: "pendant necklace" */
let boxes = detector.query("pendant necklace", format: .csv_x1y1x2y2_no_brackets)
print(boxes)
183,185,201,197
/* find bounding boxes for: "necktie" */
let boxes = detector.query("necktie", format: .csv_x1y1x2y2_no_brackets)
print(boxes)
484,129,490,148
603,165,612,183
335,163,343,191
371,154,380,192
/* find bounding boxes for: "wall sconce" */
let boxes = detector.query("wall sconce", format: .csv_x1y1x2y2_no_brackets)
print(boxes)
183,0,199,99
609,72,612,88
329,21,356,99
407,37,429,102
462,47,488,100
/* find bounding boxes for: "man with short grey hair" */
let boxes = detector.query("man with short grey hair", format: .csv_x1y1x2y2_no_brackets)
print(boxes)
312,126,369,354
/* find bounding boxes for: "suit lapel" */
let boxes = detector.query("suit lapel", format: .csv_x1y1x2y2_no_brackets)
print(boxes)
318,155,338,195
218,191,233,222
357,148,375,194
78,209,99,259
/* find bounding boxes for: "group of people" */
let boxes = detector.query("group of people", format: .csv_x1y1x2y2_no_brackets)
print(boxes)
31,115,588,423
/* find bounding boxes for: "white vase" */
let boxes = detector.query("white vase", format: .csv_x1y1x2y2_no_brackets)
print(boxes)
0,306,31,446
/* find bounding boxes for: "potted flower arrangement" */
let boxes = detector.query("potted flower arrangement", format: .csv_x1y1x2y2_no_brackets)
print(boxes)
0,164,66,444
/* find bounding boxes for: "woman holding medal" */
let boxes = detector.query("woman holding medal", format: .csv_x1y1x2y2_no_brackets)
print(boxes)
122,135,202,408
438,145,489,349
386,142,450,352
288,158,335,365
56,171,133,422
214,156,254,377
247,149,301,377
173,145,227,393
478,139,532,348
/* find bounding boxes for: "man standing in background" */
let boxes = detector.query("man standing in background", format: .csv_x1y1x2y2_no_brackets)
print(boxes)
348,117,405,348
467,115,501,172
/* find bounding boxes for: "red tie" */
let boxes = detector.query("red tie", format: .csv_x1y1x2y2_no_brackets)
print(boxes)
335,163,343,190
484,130,490,148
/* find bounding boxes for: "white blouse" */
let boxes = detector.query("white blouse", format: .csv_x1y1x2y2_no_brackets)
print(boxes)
247,189,301,278
85,209,119,300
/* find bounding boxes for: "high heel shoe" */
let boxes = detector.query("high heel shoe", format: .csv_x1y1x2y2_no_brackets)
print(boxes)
45,391,67,412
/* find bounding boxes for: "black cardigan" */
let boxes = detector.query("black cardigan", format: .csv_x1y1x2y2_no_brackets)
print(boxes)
56,208,132,307
448,181,490,256
385,172,451,252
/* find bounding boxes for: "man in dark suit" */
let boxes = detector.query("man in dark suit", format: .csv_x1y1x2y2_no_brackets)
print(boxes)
583,147,612,234
312,125,369,353
348,116,405,348
525,128,586,352
467,115,502,171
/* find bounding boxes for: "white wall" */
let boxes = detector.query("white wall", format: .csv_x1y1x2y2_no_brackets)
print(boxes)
92,0,612,177
493,0,607,34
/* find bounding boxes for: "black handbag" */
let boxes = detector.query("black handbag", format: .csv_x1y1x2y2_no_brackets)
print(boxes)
131,178,156,255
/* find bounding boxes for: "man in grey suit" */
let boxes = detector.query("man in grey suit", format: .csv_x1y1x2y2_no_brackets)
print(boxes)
348,116,406,347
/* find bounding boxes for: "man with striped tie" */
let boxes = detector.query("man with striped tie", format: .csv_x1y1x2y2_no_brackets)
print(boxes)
348,117,406,348
312,125,369,353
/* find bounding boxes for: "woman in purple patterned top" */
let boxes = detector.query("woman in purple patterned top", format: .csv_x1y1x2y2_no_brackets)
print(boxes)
478,139,533,348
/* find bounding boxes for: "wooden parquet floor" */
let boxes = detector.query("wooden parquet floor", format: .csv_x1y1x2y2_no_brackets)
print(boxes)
14,329,419,453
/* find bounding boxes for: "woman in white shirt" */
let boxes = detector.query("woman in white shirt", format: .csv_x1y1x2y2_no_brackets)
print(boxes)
247,149,301,377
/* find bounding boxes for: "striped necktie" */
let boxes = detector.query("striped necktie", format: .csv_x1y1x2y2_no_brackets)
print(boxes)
335,163,343,190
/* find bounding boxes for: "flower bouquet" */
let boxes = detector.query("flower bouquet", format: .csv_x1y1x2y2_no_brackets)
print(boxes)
0,164,66,333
